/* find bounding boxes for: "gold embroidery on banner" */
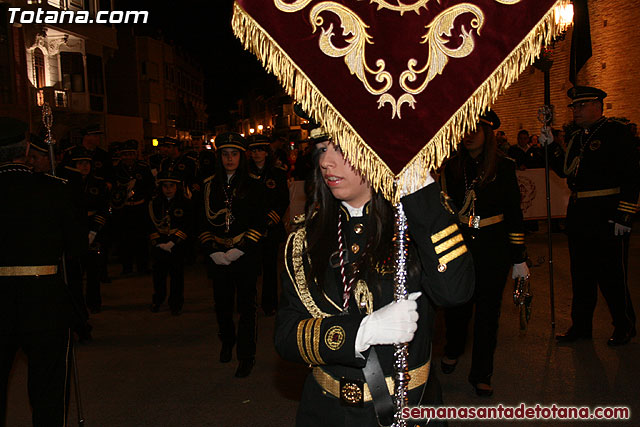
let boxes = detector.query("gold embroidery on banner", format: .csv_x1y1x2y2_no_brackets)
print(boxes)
363,0,433,15
400,4,485,97
274,0,313,13
310,3,392,97
495,0,521,4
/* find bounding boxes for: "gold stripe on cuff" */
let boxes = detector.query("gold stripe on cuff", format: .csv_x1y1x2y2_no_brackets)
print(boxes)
304,319,318,365
438,244,468,266
312,319,325,365
297,320,313,365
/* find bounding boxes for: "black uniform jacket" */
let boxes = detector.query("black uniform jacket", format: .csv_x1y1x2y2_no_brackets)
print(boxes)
161,155,197,189
441,154,527,264
148,194,192,247
111,161,155,209
549,117,640,229
198,173,267,255
275,183,474,426
249,163,290,240
0,163,86,332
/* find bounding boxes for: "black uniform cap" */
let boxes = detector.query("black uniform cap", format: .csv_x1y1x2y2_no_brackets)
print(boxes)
293,104,331,144
69,146,93,161
216,132,246,151
159,137,180,148
247,134,271,150
81,124,104,136
29,133,50,154
0,117,28,147
567,86,607,106
120,139,138,153
478,109,501,130
157,169,182,184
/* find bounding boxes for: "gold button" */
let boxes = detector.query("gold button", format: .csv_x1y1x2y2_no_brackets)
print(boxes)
351,243,360,254
437,263,447,273
354,223,364,234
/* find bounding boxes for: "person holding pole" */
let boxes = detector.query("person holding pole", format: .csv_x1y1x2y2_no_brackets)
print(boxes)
274,119,474,426
0,117,86,425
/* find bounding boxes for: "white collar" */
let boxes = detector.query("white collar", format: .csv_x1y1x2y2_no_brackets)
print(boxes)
341,201,364,217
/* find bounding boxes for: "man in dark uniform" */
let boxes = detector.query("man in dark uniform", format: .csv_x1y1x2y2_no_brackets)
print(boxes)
0,117,86,425
78,124,113,184
198,132,267,377
112,139,155,275
158,137,197,195
68,146,110,313
247,135,290,316
507,129,543,169
545,86,640,346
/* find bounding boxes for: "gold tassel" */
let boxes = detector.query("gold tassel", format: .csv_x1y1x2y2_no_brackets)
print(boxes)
232,1,567,204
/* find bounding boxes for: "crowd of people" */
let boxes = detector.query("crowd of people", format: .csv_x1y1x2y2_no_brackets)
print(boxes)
1,84,638,426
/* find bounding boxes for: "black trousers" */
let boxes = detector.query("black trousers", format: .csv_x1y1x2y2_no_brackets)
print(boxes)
567,223,635,335
443,232,510,385
259,231,281,313
211,252,258,360
0,330,71,427
118,204,149,273
151,246,185,310
83,249,103,311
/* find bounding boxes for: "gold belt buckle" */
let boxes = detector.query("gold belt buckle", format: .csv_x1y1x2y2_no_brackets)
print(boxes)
225,238,234,248
339,377,364,407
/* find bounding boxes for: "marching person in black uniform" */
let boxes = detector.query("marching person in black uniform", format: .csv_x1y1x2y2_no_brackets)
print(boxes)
67,146,110,313
198,132,267,378
543,86,640,346
158,137,197,195
438,111,529,397
247,135,290,316
274,122,475,426
112,139,155,276
148,170,192,315
78,124,113,184
0,117,86,426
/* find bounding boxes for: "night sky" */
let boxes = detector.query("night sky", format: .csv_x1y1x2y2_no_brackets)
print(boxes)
119,0,281,127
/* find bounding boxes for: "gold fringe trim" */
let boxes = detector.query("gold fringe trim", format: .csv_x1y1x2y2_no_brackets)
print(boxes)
232,1,567,203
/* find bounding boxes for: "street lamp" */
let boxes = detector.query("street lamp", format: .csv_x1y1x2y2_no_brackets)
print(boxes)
249,128,255,134
258,124,264,133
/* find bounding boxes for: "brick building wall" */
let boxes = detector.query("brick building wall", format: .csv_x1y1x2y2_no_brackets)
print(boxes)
492,0,640,144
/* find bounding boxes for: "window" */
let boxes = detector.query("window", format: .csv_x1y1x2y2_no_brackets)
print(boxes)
148,103,160,124
33,48,46,88
60,52,85,92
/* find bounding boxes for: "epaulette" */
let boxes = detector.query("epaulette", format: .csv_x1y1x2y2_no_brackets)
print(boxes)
203,174,215,184
44,173,68,184
249,173,260,180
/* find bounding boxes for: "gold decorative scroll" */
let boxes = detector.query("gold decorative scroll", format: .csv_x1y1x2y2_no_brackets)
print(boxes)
363,0,434,15
274,0,314,13
310,2,392,96
400,4,484,95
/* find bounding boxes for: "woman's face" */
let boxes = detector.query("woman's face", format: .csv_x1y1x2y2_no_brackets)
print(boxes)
162,182,177,199
462,126,485,157
221,148,241,173
316,141,371,208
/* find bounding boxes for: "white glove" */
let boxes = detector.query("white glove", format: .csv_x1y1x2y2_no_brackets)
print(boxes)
614,223,631,236
210,252,231,266
399,172,435,198
538,126,554,146
88,231,97,246
157,241,175,253
225,248,245,262
355,292,421,353
512,262,530,279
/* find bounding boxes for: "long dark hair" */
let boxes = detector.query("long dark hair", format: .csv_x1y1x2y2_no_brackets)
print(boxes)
304,142,396,289
450,122,499,187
